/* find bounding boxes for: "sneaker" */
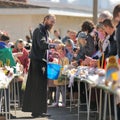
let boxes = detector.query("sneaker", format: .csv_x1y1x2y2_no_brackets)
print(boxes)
52,103,59,107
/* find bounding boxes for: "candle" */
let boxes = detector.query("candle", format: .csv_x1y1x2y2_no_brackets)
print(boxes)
101,53,104,68
97,59,100,68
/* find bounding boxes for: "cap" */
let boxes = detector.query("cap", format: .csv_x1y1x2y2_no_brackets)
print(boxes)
77,32,88,39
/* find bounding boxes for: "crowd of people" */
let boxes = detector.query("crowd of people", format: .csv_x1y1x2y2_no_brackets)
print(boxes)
0,3,120,119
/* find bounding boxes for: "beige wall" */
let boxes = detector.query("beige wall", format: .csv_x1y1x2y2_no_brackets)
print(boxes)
0,14,91,42
31,15,92,39
54,15,91,37
0,15,32,41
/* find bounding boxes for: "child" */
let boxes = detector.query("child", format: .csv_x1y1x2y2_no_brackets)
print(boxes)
53,43,69,107
65,39,74,63
47,39,61,105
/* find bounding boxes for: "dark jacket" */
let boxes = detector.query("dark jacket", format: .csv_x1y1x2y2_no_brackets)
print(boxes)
85,34,95,57
116,22,120,58
106,31,117,57
29,24,49,60
76,44,87,61
76,34,95,61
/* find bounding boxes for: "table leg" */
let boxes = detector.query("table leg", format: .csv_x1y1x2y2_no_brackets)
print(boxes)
103,91,107,120
114,95,118,120
70,86,73,112
8,86,10,120
16,81,20,107
108,94,112,120
13,79,16,115
78,81,80,120
65,76,66,105
95,88,99,112
0,90,3,113
99,89,102,120
4,89,8,120
85,83,88,111
87,86,91,120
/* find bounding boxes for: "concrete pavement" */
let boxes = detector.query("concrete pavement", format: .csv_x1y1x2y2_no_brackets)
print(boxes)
9,105,98,120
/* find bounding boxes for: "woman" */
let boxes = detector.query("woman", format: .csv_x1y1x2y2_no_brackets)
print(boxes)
13,39,29,73
12,39,29,106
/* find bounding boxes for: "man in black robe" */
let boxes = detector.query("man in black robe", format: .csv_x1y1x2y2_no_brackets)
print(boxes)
22,14,56,118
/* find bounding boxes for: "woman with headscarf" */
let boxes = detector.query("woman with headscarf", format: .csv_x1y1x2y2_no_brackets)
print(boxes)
12,39,29,106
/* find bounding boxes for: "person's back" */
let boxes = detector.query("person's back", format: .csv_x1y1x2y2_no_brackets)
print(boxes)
75,32,88,61
0,32,15,67
85,34,95,57
81,20,95,57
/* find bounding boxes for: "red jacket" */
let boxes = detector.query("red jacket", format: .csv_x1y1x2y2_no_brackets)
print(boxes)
12,48,30,73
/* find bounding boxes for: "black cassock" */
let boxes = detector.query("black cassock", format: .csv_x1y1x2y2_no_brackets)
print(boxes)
22,24,49,114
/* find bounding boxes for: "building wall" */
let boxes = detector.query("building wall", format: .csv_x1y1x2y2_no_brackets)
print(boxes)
53,15,91,38
0,15,32,41
31,15,92,39
0,14,91,42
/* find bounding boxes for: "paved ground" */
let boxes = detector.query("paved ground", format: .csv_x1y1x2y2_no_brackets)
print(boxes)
9,105,98,120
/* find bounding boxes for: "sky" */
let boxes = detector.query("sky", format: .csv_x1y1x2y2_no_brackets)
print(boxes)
29,0,120,12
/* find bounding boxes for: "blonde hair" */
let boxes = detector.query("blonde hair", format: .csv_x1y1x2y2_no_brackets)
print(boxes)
57,43,65,50
53,39,62,44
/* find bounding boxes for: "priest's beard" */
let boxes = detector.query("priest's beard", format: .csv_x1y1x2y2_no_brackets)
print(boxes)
44,24,53,31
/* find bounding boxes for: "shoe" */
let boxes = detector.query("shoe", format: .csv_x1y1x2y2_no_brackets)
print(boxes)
41,113,51,117
31,113,40,118
52,103,59,107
